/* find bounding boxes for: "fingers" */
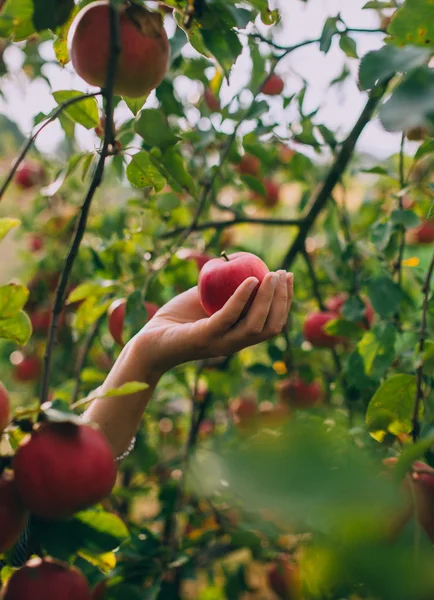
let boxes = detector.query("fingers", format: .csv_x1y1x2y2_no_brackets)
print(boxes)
243,272,279,334
263,270,288,335
206,277,260,335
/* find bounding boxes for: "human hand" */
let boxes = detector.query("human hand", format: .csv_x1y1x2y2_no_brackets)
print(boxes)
133,270,294,375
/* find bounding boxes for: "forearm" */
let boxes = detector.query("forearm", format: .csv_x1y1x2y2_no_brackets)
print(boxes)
84,334,162,458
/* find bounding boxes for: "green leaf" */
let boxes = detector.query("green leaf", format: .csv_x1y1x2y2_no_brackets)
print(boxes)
391,209,420,228
379,66,434,132
67,281,115,304
339,35,358,59
201,27,243,79
126,151,166,191
32,0,74,31
0,311,32,345
388,0,434,48
363,1,395,7
158,147,196,195
134,109,179,150
75,509,129,550
367,276,404,318
123,95,149,116
0,0,35,41
324,318,364,338
358,322,397,378
320,17,339,54
74,297,112,332
359,45,431,90
240,175,266,197
52,90,99,130
0,218,20,243
415,138,434,160
99,381,149,398
366,374,418,440
0,283,29,317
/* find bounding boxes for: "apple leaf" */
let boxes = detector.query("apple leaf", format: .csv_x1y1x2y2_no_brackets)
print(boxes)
359,45,431,91
123,95,149,117
126,151,166,191
367,276,404,318
387,0,434,49
366,374,418,441
52,90,100,130
33,0,75,31
134,109,179,150
0,311,32,345
0,218,20,243
102,381,149,398
0,283,29,317
0,0,35,41
379,66,434,132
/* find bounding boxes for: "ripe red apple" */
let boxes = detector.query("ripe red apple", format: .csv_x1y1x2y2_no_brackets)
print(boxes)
0,471,27,553
0,557,92,600
30,308,51,334
92,580,107,600
108,298,158,346
253,179,280,207
325,293,374,329
229,396,258,429
261,74,284,96
410,461,434,543
278,376,323,409
238,154,261,177
0,381,10,433
198,251,269,316
268,558,303,600
303,311,343,348
408,221,434,245
29,235,44,252
70,1,170,98
13,355,41,383
177,249,212,272
14,162,45,189
13,422,116,520
204,89,221,112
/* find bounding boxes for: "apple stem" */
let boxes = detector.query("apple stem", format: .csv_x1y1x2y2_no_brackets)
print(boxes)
221,251,229,262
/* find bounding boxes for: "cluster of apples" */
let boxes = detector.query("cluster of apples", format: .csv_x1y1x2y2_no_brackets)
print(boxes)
0,382,116,598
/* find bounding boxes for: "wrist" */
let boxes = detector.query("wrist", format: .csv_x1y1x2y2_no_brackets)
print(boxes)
125,331,165,387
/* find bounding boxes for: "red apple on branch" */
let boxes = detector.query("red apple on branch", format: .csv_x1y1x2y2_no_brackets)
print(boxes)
238,154,261,177
0,472,27,553
278,376,323,409
198,251,269,316
325,293,374,329
13,422,116,520
407,221,434,245
108,298,159,346
253,179,280,207
262,74,284,96
0,381,10,433
70,1,170,98
14,162,45,189
1,557,92,600
177,249,212,272
303,311,343,348
13,355,41,383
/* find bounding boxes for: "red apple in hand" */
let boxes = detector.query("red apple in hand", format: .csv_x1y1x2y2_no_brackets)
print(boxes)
108,298,159,346
0,381,10,433
303,311,343,348
325,293,374,329
262,74,284,96
0,472,27,553
1,557,92,600
13,422,116,520
198,251,269,316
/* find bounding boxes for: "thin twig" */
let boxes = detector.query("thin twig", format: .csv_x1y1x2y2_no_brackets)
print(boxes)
280,79,391,271
411,249,434,442
160,216,303,239
71,316,104,405
39,3,121,405
394,133,406,287
0,92,101,202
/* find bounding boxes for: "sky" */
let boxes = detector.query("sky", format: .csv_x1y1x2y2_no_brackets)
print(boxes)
0,0,411,160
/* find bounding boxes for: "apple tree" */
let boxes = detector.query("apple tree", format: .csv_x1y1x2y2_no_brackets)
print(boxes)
0,0,434,598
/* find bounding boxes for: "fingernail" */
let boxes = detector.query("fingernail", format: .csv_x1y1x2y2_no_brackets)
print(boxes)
279,270,287,283
270,273,279,287
287,272,294,284
248,278,259,291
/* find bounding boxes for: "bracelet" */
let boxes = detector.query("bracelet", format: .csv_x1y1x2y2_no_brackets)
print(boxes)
115,436,136,462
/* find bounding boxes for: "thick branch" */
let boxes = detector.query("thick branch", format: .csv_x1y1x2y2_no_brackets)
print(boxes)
40,4,121,405
0,92,101,202
412,249,434,442
281,80,391,270
160,216,303,239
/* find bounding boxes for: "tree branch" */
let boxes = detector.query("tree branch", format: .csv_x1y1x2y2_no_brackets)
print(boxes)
160,216,303,239
412,249,434,442
280,79,391,270
0,92,101,202
39,3,121,405
394,133,407,287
